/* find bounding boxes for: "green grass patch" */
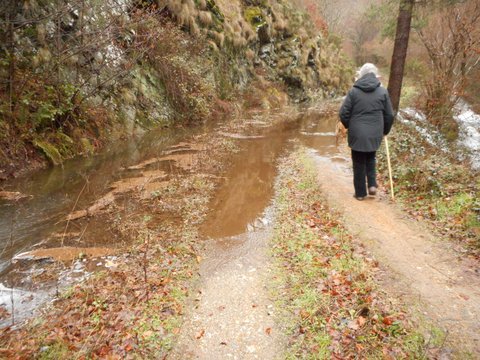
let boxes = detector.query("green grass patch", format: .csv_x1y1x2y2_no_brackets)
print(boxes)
377,122,480,251
38,341,70,360
271,148,431,359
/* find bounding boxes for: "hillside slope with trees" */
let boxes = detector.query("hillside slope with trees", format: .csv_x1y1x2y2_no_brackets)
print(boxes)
0,0,353,179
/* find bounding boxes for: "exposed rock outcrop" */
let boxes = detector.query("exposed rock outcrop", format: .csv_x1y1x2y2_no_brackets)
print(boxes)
0,0,353,176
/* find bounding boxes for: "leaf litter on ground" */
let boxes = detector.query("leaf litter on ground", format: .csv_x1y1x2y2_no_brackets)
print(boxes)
271,148,448,359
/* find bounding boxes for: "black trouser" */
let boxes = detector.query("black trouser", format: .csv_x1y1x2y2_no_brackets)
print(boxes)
351,150,377,197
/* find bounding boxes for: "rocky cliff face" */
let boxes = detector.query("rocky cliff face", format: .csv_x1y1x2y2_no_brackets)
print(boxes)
0,0,352,177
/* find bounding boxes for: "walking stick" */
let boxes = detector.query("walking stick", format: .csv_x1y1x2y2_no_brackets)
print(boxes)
384,136,395,200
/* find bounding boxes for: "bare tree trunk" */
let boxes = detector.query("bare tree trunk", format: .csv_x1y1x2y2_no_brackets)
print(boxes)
56,0,62,104
387,0,415,114
8,12,15,115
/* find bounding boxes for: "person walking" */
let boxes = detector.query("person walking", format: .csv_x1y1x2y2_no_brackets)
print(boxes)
339,63,394,200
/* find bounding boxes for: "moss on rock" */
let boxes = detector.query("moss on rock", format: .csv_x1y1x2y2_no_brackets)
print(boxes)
33,139,62,165
80,138,94,155
244,7,265,28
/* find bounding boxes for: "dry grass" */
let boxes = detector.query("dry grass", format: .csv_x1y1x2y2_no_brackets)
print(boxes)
198,11,213,26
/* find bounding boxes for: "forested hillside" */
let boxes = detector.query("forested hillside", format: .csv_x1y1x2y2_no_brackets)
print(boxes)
0,0,352,178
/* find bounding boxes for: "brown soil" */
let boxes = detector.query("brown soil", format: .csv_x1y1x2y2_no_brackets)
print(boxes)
126,158,163,170
311,152,480,354
219,132,266,139
13,247,114,263
159,154,197,170
66,170,168,220
0,142,45,182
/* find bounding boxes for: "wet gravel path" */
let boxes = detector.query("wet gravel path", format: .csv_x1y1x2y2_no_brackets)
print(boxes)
172,228,284,359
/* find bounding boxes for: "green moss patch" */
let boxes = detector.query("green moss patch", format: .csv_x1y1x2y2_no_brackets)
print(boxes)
32,139,63,165
244,7,266,28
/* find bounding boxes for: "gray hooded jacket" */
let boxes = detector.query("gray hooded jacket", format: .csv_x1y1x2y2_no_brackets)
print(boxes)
339,73,394,152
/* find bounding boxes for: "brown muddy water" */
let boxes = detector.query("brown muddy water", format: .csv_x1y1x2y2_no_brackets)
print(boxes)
0,123,214,326
0,104,348,327
202,108,343,239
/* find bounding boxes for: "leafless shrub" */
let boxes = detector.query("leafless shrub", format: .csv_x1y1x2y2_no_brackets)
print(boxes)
145,22,212,123
416,0,480,127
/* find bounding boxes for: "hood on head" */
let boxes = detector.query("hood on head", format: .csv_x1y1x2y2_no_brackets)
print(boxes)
354,73,381,92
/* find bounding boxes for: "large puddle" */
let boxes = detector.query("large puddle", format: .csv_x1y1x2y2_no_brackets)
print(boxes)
0,124,213,273
0,103,348,326
0,122,216,326
202,106,345,240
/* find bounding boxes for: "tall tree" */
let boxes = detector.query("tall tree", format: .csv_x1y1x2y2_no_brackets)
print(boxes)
387,0,415,114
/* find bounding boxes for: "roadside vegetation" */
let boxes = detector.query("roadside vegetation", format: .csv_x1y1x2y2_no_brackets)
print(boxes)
271,148,451,358
377,121,480,255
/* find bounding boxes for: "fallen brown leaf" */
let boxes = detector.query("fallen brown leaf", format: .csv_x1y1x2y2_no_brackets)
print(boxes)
195,329,205,339
142,330,154,339
357,316,367,327
347,320,359,330
382,316,394,326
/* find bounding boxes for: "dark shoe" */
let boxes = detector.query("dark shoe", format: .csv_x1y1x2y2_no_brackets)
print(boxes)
368,186,377,196
353,194,366,201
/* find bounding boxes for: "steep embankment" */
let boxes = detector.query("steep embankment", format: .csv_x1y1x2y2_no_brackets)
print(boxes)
0,0,352,179
376,109,480,254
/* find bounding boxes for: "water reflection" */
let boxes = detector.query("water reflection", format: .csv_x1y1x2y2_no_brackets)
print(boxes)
0,106,343,273
202,107,342,239
0,124,209,273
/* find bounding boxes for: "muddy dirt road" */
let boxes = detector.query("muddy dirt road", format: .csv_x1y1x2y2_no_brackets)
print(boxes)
169,109,341,358
1,103,479,357
172,106,480,358
312,152,480,354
